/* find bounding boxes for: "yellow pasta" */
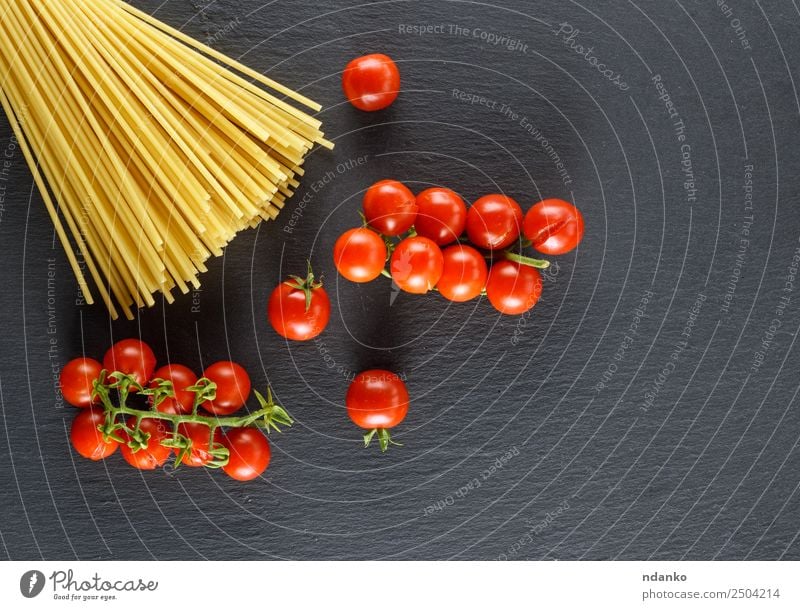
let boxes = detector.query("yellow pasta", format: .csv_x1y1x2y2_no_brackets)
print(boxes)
0,0,332,319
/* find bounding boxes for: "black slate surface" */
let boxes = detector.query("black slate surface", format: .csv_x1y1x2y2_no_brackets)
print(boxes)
1,0,799,561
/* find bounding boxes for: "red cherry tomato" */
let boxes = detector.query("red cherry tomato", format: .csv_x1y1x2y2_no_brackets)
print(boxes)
523,198,585,255
103,339,156,388
149,364,198,415
60,357,103,408
342,53,400,112
485,260,543,315
220,428,271,481
176,422,218,467
333,228,387,283
437,244,488,302
267,277,331,341
363,179,418,236
70,408,118,461
390,236,444,294
346,370,409,430
414,187,467,245
466,194,523,250
200,361,251,415
120,417,171,470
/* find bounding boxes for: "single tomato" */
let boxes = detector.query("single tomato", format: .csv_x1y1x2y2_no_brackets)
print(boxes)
60,357,103,408
437,244,488,302
333,227,387,283
267,271,331,341
485,260,543,315
346,370,409,429
390,236,444,294
414,187,467,245
103,339,156,388
220,428,271,481
149,364,198,415
363,179,418,236
120,417,171,470
342,53,400,111
200,361,251,415
466,194,523,250
523,198,585,255
70,407,118,461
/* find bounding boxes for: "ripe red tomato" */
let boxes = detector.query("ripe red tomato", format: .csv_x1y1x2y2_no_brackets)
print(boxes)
363,179,418,236
120,417,171,470
523,198,585,255
333,228,387,282
103,339,156,388
485,260,543,315
437,244,488,302
414,187,467,245
390,236,444,294
466,194,523,250
346,370,409,430
220,428,271,481
176,422,218,467
342,53,400,111
268,278,331,341
200,361,251,415
70,408,119,460
149,364,198,415
60,357,103,408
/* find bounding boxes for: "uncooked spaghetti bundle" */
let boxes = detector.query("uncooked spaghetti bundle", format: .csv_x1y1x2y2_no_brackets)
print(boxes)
0,0,332,319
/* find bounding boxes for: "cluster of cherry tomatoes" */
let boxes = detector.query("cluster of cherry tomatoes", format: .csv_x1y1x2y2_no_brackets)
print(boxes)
60,339,278,481
333,179,584,314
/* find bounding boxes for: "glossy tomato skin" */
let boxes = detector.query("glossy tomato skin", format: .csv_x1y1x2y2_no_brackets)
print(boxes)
120,417,171,470
466,194,523,250
346,370,409,430
60,357,103,407
342,53,400,111
363,180,418,236
220,428,271,481
414,187,467,245
485,260,543,315
437,245,488,302
267,281,331,341
390,236,444,294
149,364,198,415
176,422,218,467
334,228,387,283
523,198,585,255
70,408,119,460
200,361,251,415
103,339,156,388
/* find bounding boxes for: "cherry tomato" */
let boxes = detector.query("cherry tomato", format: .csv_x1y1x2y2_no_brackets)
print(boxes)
103,339,156,388
466,194,523,250
414,187,467,245
342,53,400,112
363,179,418,236
120,417,171,470
149,364,198,415
437,245,488,302
346,370,409,430
176,422,218,467
523,198,585,255
485,260,543,315
333,228,387,283
200,361,251,415
268,276,331,341
220,428,271,481
390,236,444,294
70,407,119,461
60,357,103,408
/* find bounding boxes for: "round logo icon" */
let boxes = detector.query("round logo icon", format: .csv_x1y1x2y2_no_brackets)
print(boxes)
20,570,45,598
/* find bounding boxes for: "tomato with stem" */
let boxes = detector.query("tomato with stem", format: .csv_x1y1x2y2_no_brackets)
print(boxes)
268,265,331,342
437,244,488,302
120,417,171,470
220,428,271,481
523,198,585,255
175,422,219,467
346,370,409,452
390,236,444,294
103,339,156,388
485,260,543,315
200,361,251,415
363,179,418,236
333,227,387,283
149,364,198,415
342,53,400,112
414,187,467,245
60,357,103,408
466,194,523,250
70,407,119,460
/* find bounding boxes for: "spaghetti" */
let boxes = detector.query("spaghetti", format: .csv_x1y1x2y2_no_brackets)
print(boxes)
0,0,332,319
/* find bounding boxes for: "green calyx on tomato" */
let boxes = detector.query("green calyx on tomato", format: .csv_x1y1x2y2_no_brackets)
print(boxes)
363,428,402,453
287,261,324,313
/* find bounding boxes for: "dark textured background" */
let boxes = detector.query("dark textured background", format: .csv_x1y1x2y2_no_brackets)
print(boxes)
1,0,799,560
